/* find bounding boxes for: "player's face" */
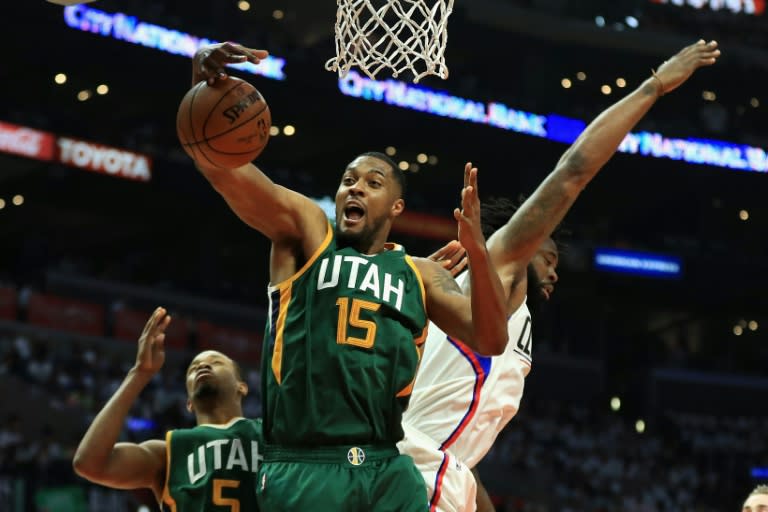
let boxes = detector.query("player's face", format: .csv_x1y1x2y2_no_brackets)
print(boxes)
527,238,559,303
743,494,768,512
335,156,404,247
185,350,242,401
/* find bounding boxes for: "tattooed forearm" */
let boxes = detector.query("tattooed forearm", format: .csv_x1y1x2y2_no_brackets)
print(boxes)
500,174,574,250
492,71,663,267
433,267,463,295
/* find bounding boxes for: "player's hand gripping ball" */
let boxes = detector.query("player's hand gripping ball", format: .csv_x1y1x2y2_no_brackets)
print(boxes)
176,77,271,168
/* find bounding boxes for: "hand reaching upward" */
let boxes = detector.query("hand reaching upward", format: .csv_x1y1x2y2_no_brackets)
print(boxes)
653,39,720,95
134,307,172,375
454,163,486,258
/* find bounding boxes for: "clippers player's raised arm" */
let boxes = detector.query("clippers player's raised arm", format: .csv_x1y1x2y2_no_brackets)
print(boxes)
414,164,508,355
72,307,171,501
486,39,721,312
189,43,329,274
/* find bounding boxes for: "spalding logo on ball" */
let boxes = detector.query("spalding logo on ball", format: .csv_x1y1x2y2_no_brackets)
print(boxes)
176,77,272,169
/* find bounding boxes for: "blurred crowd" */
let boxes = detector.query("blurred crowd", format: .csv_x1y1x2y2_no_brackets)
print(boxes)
481,400,766,511
1,320,765,511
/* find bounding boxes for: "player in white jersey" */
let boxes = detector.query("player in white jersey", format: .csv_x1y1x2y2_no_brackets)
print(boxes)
399,39,721,512
401,223,555,512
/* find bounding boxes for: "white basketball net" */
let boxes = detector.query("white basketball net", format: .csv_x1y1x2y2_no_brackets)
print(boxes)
325,0,454,83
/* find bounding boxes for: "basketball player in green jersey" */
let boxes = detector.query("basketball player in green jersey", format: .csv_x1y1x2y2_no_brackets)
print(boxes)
73,307,263,512
188,44,510,511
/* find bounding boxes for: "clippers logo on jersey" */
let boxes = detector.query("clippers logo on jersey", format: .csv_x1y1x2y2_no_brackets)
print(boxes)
317,255,406,311
186,439,262,484
513,315,533,364
347,447,366,466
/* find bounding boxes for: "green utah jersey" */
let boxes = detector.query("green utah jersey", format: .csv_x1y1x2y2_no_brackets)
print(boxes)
162,417,263,512
263,222,428,446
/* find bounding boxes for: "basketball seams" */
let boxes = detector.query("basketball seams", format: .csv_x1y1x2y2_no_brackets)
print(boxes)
177,77,271,167
201,80,252,141
181,105,269,154
180,86,268,147
186,82,226,169
178,81,206,163
203,105,270,150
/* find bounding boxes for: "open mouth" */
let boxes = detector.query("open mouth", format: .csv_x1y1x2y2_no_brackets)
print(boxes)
195,370,213,382
343,204,365,223
542,285,553,300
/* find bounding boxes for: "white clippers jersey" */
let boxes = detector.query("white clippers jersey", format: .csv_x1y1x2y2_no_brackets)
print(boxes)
402,271,533,469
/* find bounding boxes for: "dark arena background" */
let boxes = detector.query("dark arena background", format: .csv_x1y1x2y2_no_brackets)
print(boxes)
1,0,767,510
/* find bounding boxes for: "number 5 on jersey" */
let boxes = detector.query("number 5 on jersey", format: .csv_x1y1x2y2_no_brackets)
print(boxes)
213,479,240,512
336,297,380,349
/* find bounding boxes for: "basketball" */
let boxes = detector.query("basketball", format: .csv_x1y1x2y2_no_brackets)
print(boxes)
176,76,271,169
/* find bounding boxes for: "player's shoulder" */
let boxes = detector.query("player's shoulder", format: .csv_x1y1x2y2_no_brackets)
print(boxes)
509,297,531,318
408,255,443,274
140,438,168,461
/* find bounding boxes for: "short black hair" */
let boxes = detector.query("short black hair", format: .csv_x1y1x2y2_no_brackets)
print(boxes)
482,194,569,250
358,151,407,198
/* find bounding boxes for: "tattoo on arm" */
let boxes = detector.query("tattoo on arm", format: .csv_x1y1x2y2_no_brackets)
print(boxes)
564,148,586,171
501,184,559,247
432,267,463,294
500,148,586,250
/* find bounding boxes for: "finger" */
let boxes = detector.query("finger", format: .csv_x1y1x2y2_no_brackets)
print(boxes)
207,72,228,86
201,63,223,79
462,186,476,217
469,167,478,197
429,240,458,261
442,239,461,252
144,307,164,332
157,314,172,333
448,244,466,262
464,162,471,188
454,207,462,222
225,43,261,54
249,49,270,59
452,256,468,276
222,43,268,64
243,48,270,63
439,246,462,265
153,332,166,347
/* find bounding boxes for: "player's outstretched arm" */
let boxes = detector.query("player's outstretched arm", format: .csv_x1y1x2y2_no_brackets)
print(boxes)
416,164,508,355
72,307,170,498
187,43,328,247
488,39,720,308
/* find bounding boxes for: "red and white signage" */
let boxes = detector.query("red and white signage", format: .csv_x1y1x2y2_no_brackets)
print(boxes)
650,0,765,15
57,137,152,182
0,121,56,160
0,120,153,181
